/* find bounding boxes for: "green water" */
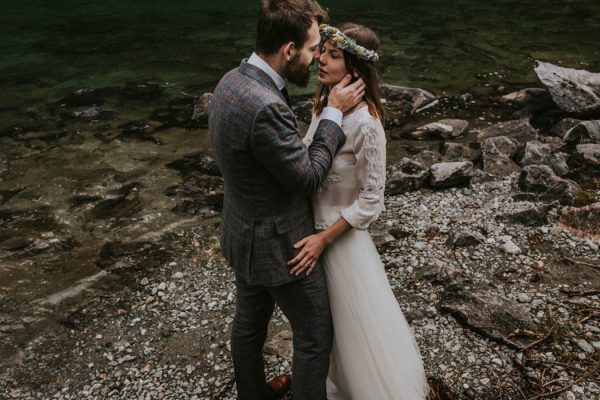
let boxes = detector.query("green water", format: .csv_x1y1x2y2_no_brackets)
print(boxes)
1,0,599,123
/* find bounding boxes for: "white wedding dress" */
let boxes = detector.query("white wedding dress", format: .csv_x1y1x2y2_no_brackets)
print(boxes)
304,105,429,400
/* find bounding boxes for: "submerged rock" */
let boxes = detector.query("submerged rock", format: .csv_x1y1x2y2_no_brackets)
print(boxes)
534,61,600,115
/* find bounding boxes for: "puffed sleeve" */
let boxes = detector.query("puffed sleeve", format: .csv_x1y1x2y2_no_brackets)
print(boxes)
341,115,387,230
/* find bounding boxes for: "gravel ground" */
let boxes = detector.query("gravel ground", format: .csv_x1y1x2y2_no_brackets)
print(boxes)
1,174,599,400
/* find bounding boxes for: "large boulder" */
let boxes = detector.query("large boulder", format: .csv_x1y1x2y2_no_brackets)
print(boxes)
518,165,581,205
534,61,600,115
429,161,473,188
481,136,520,177
386,158,430,194
440,286,535,349
477,118,539,145
563,120,600,144
515,140,570,176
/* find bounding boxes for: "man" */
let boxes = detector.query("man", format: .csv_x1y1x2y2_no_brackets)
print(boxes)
208,0,365,399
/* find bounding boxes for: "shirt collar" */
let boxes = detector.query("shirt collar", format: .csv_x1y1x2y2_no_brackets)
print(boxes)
247,52,286,91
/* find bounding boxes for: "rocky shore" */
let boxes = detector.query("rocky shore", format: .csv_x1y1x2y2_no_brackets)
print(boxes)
1,61,599,399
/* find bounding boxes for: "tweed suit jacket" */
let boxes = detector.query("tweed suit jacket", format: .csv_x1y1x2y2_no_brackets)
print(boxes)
209,59,346,286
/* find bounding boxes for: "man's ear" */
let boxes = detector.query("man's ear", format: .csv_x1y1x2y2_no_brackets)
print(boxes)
282,41,295,62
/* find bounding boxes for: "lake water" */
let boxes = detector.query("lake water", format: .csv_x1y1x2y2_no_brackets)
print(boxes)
1,0,599,123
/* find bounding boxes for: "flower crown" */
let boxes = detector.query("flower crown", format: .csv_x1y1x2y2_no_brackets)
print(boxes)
319,24,379,62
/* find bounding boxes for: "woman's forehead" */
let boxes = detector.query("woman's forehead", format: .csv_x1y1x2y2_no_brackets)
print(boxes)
323,41,341,51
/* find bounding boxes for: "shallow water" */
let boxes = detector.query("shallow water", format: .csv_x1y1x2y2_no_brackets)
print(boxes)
1,0,599,119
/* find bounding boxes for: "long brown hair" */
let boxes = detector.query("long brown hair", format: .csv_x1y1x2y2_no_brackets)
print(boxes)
313,22,385,124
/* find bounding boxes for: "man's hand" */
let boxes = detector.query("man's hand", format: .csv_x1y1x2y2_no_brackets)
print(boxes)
327,74,366,112
287,233,329,276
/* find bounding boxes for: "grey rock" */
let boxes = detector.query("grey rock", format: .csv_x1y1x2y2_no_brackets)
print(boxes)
575,339,595,354
564,120,600,144
549,118,582,139
518,165,581,205
190,93,212,127
477,118,539,145
380,84,437,111
481,136,521,177
497,206,548,227
429,161,473,188
446,231,485,247
414,119,469,139
573,144,600,169
386,158,429,194
516,141,552,166
441,287,535,349
442,142,481,163
535,61,600,115
413,150,442,169
500,240,522,255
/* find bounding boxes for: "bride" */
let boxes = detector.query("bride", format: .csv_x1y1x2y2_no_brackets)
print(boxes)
287,23,430,399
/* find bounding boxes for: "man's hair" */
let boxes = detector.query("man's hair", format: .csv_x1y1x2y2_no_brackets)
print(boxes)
256,0,328,55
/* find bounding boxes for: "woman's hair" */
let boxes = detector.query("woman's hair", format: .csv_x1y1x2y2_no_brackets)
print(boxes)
313,22,385,124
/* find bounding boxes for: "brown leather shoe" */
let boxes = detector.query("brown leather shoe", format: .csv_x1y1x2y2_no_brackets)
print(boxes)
265,374,291,400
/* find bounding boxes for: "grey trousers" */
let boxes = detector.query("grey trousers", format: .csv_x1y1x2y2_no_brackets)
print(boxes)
231,265,333,400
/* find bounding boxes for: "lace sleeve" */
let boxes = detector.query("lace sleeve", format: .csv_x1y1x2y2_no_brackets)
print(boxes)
341,114,386,230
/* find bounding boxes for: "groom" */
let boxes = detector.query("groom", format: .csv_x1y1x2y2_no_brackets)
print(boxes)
209,0,365,399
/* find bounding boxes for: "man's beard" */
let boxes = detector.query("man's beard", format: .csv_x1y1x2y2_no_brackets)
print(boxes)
284,53,311,87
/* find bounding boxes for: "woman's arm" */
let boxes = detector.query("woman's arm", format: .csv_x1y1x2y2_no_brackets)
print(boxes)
287,217,352,276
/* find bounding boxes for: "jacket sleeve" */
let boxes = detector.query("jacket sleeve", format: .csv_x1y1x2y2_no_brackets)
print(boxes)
250,102,345,196
341,117,387,230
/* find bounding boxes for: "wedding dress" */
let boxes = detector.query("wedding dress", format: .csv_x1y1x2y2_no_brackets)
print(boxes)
303,105,429,400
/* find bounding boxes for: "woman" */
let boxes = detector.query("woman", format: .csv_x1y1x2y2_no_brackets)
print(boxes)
287,23,429,399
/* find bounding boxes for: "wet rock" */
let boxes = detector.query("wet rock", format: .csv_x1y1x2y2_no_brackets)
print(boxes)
563,120,600,144
150,93,212,129
87,183,143,220
518,165,581,205
429,161,473,188
477,118,539,145
440,286,534,349
117,120,156,142
73,106,100,119
446,231,485,247
549,118,581,139
191,93,212,127
481,136,520,177
122,81,163,100
534,61,600,115
166,153,221,178
442,142,481,163
0,237,31,251
56,88,113,107
413,150,442,169
572,144,600,169
496,206,548,227
500,88,551,107
386,158,429,194
413,119,468,140
380,84,437,112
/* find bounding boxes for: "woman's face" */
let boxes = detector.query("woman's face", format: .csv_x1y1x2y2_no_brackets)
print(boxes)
318,40,348,86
